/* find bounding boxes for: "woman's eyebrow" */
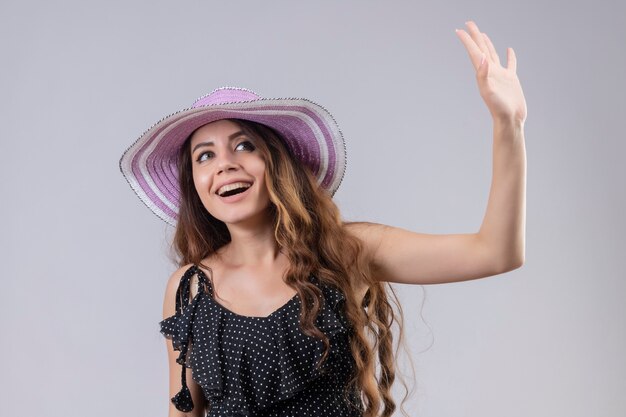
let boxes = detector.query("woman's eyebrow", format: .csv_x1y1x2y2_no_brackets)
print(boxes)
192,130,246,153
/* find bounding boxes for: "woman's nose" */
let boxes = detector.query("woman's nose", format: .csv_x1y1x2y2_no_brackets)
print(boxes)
216,151,239,174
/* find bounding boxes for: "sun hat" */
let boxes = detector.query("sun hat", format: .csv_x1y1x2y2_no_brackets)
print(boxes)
119,86,347,227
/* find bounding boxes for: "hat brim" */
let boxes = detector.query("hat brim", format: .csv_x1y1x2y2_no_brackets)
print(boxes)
119,98,346,226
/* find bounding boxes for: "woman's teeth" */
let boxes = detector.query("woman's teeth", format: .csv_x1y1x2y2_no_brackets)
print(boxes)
218,182,252,196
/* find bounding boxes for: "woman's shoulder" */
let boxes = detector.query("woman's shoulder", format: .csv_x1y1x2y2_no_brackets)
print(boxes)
162,263,199,320
343,221,388,264
166,263,197,290
343,220,385,247
342,221,385,305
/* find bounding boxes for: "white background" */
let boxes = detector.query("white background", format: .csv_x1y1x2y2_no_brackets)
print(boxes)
1,1,624,416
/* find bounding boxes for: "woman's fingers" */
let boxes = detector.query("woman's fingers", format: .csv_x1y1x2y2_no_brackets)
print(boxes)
465,21,490,60
482,32,501,67
456,21,509,72
455,29,483,70
507,47,517,73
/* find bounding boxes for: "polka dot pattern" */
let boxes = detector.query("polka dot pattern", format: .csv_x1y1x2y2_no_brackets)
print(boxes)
160,265,364,416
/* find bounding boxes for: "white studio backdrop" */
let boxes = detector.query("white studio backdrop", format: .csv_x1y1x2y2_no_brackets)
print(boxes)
1,1,624,416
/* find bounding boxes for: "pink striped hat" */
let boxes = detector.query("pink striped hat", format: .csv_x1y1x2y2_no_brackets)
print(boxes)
119,87,346,226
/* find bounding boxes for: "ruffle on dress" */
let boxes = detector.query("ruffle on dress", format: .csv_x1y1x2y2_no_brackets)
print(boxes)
159,265,209,412
159,265,350,415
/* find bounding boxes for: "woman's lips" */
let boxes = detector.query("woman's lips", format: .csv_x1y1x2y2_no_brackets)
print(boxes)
217,184,252,203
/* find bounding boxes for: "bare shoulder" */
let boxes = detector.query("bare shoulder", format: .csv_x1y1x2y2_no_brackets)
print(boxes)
343,221,387,249
162,263,196,320
342,221,388,302
343,221,388,267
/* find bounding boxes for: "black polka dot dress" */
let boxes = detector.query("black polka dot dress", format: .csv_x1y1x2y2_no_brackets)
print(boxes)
159,265,364,416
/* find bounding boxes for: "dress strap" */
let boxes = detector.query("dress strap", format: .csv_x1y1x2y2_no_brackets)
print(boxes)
175,265,211,313
168,264,211,412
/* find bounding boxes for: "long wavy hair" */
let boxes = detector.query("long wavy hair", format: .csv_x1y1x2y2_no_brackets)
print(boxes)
171,118,412,417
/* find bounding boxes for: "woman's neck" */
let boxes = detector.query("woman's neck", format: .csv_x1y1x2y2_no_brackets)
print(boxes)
220,221,283,267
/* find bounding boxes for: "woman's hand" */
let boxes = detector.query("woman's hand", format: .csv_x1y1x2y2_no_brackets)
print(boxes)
456,20,527,125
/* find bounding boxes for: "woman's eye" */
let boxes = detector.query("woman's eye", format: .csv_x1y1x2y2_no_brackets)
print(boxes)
236,141,255,151
196,141,255,163
196,151,213,162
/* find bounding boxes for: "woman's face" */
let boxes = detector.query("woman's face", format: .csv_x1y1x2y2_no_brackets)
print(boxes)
189,119,272,227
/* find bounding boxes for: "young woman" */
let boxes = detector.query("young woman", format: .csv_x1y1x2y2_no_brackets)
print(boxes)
119,20,527,417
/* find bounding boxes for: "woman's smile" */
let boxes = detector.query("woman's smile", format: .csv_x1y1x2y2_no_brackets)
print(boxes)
189,119,271,225
216,181,254,204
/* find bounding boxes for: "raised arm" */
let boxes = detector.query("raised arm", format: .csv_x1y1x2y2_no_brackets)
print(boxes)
345,21,526,290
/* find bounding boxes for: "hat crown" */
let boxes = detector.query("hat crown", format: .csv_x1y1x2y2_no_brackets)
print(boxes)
192,87,260,108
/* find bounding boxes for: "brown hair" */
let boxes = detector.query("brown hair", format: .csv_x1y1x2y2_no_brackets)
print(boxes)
170,118,412,417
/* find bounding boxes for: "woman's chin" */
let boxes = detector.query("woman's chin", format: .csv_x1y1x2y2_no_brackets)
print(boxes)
213,206,274,227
